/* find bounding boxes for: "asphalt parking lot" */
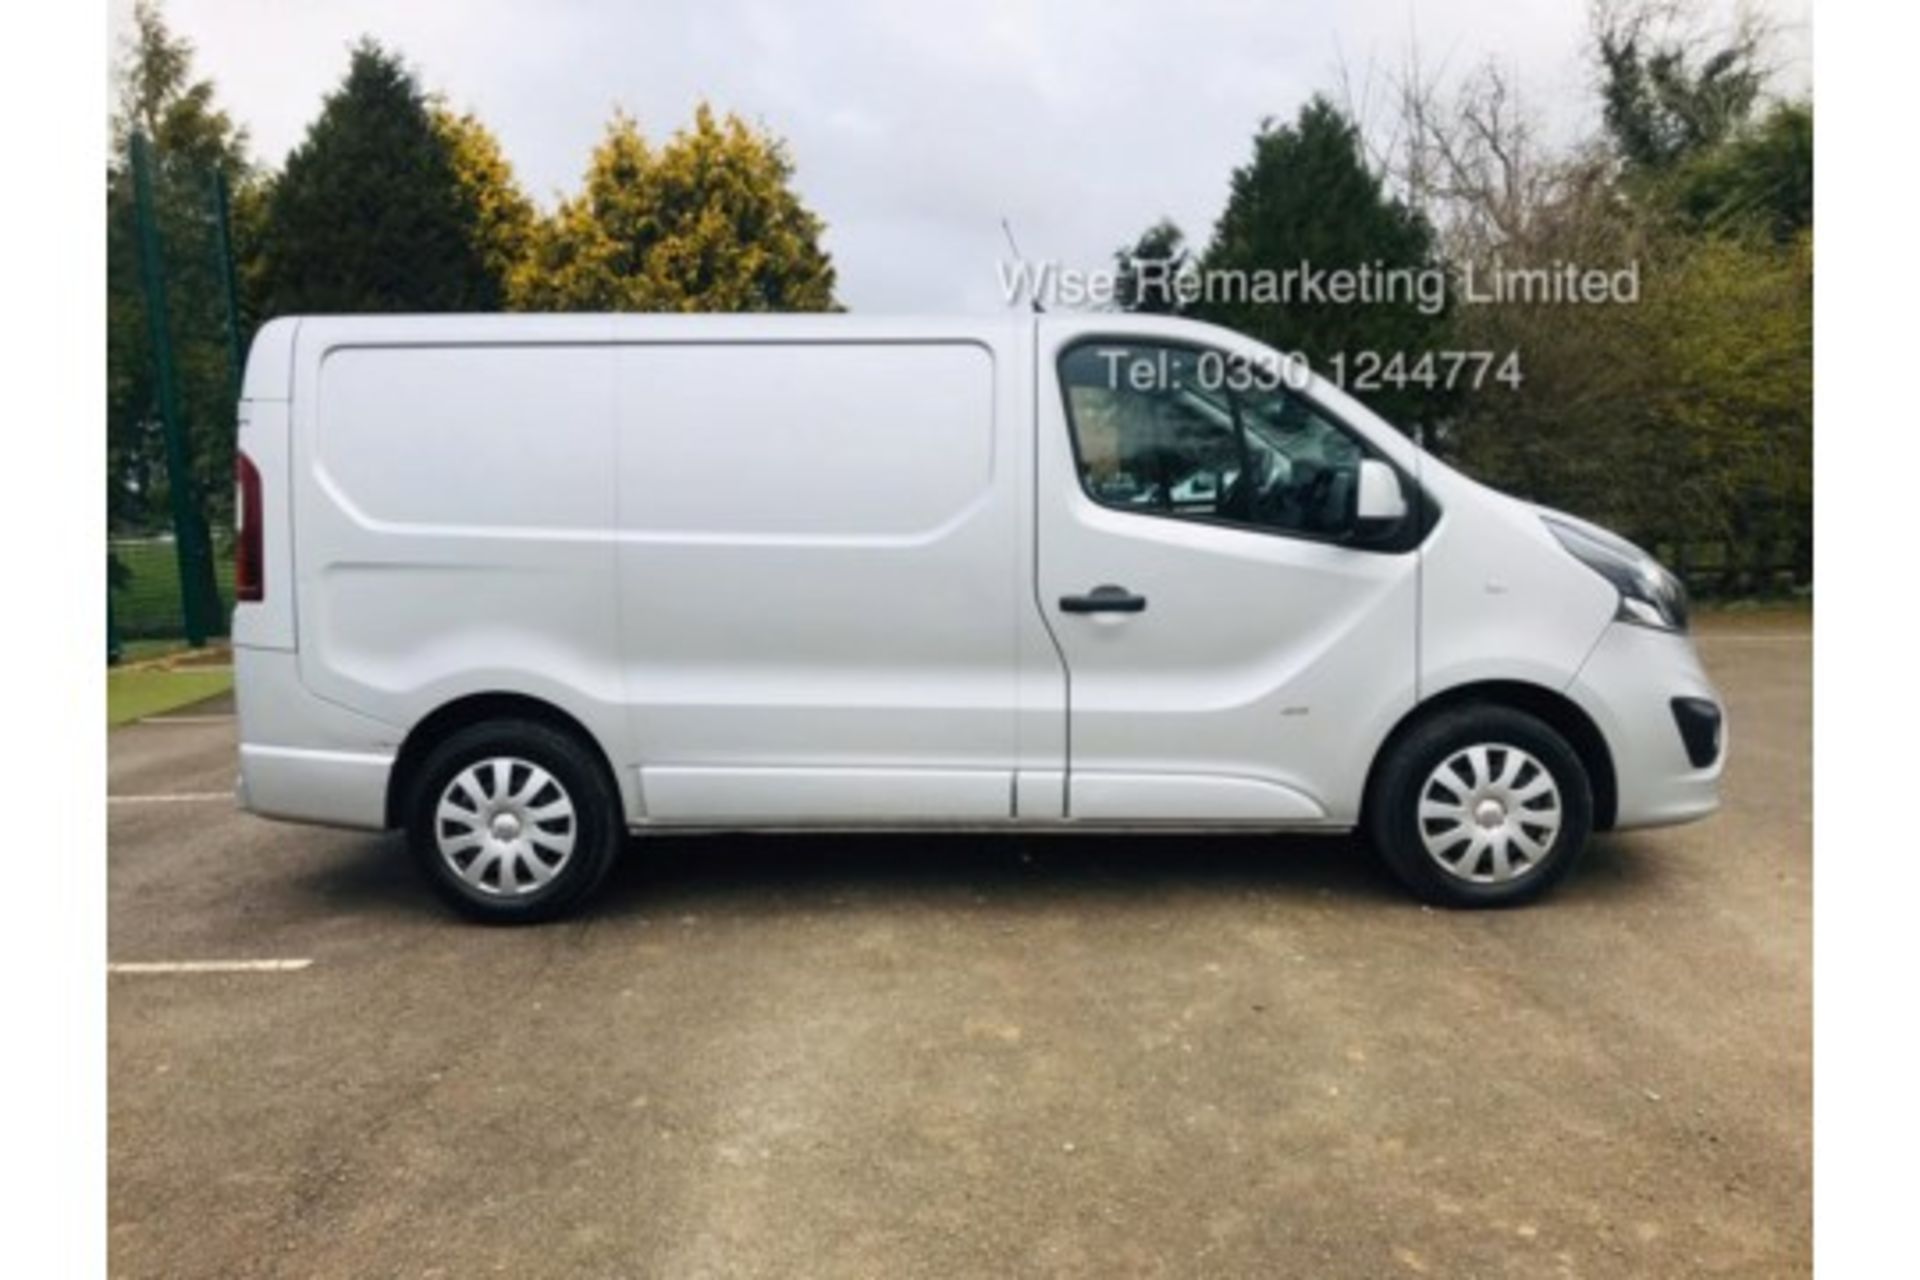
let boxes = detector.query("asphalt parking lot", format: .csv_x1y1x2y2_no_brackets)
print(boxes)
108,615,1810,1279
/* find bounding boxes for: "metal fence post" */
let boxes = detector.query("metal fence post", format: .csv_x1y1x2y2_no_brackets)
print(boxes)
209,166,246,406
130,131,221,648
108,580,123,666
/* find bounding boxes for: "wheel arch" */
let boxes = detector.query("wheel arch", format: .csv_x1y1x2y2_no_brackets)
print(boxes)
1365,680,1618,831
384,692,622,830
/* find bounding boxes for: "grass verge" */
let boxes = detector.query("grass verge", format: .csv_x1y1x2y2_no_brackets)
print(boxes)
108,668,233,727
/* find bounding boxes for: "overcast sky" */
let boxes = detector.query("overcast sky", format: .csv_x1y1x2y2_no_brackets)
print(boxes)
108,0,1810,312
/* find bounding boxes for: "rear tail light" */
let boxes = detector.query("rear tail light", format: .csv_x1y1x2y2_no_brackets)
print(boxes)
236,450,263,602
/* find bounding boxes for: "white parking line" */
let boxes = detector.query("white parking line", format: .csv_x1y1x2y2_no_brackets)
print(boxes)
107,792,232,804
108,959,313,974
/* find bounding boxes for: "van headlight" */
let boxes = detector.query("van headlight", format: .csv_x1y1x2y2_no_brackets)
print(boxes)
1542,516,1689,633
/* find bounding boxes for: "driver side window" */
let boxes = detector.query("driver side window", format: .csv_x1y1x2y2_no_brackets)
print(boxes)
1058,341,1368,540
1062,345,1239,515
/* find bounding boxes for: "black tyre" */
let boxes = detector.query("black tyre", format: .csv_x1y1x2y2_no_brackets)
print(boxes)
1366,704,1593,908
404,718,621,923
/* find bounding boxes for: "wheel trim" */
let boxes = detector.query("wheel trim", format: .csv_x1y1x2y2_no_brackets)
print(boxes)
1417,742,1562,885
434,756,577,897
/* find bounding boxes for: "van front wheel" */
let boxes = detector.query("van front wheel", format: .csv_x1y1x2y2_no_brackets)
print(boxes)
404,719,621,923
1367,705,1593,908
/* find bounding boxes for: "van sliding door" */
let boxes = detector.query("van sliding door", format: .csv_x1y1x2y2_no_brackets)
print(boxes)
611,331,1036,823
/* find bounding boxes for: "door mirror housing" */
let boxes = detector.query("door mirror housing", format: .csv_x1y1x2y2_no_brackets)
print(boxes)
1354,458,1409,529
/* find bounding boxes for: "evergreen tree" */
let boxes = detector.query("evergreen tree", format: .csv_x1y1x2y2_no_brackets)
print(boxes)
1597,15,1764,173
259,41,497,314
509,112,654,311
1195,96,1448,430
433,105,538,294
512,104,836,311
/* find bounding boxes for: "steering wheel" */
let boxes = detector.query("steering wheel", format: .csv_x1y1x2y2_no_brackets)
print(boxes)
1220,449,1273,520
1296,464,1337,531
1251,451,1305,525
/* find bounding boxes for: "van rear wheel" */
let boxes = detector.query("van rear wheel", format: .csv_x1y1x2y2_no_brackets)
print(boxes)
404,719,621,923
1366,704,1593,908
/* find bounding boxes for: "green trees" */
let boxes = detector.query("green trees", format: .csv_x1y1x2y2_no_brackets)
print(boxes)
511,105,837,312
1447,220,1810,577
1666,101,1812,242
1115,98,1449,429
1415,10,1811,589
1639,234,1811,577
434,106,539,298
1596,11,1810,241
257,42,502,314
115,11,841,347
108,0,253,530
1596,13,1763,172
256,54,837,315
1197,99,1445,426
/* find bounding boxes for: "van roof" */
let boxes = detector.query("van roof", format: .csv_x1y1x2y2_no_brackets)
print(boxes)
241,311,1249,402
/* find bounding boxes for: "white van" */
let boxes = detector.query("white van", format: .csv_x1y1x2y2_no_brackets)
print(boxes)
232,314,1723,921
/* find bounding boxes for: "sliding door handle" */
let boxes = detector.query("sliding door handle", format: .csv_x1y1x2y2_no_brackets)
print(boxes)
1059,584,1148,615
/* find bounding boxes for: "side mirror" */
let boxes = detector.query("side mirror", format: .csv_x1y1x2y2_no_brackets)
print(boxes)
1354,458,1409,528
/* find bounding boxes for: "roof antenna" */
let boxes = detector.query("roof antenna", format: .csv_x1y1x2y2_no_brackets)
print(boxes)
1001,216,1044,313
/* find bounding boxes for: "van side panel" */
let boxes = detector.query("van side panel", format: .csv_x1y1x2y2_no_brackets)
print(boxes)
612,335,1029,821
288,325,633,819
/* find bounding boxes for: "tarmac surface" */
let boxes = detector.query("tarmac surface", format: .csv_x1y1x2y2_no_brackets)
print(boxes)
108,616,1810,1278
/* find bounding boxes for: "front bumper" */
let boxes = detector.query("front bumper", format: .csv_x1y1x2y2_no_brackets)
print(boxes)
1568,622,1727,829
